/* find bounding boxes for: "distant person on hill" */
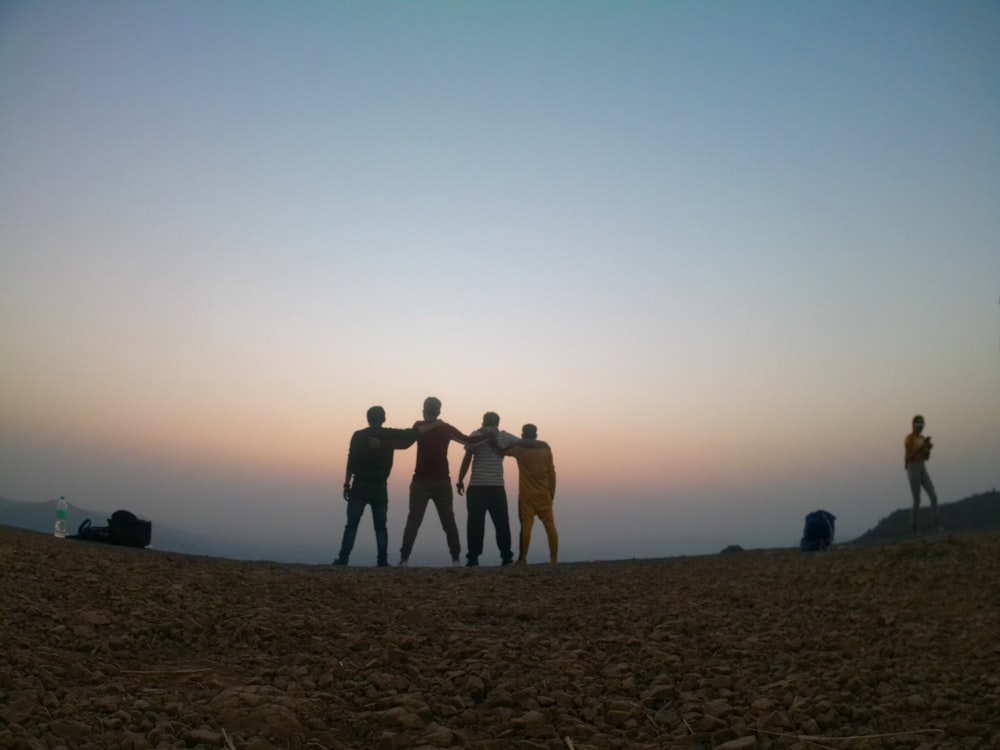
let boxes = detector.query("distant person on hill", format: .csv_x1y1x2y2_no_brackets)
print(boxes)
399,397,492,567
502,424,558,564
456,411,519,567
904,414,940,533
335,406,441,567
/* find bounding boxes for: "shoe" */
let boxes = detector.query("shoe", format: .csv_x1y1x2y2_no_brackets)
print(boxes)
377,561,388,568
501,558,513,566
452,558,462,567
398,559,408,567
466,559,479,567
332,558,348,566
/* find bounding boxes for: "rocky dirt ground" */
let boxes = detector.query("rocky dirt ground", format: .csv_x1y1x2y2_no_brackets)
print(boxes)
1,526,998,750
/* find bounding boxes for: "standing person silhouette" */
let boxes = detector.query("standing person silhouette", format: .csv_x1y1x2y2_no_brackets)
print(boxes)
904,414,940,533
335,406,441,567
456,411,519,567
398,397,490,566
503,423,558,564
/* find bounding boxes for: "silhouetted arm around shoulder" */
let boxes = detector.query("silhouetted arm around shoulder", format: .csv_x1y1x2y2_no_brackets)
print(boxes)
367,421,448,451
375,427,419,450
499,438,548,454
443,424,491,446
417,419,446,435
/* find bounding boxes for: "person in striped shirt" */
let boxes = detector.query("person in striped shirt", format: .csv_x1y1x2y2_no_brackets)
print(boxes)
456,412,519,567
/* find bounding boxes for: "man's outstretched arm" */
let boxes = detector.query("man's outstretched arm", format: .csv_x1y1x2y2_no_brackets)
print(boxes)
370,420,446,450
446,424,493,446
497,438,549,454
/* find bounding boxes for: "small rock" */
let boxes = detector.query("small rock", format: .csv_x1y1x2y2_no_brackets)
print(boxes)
510,710,546,731
704,699,734,718
50,720,91,740
0,697,38,725
380,707,424,730
184,729,223,746
92,695,121,713
905,694,928,710
606,710,632,726
420,724,454,747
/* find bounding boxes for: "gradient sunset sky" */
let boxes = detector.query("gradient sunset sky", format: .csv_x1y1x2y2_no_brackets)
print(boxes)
2,1,997,561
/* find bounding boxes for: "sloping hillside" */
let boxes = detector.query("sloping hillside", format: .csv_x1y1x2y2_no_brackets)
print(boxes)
851,490,1000,544
2,525,999,749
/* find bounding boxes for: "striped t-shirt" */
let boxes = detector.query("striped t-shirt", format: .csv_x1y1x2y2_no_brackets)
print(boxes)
466,430,518,486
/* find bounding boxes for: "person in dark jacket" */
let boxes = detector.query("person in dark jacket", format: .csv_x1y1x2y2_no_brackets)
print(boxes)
335,406,439,567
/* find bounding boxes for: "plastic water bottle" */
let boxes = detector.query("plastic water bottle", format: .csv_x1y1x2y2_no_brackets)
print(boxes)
54,496,68,538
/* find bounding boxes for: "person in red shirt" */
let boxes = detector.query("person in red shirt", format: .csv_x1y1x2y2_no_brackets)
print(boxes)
399,397,491,566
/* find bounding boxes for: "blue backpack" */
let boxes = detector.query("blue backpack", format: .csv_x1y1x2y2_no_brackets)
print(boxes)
800,510,836,551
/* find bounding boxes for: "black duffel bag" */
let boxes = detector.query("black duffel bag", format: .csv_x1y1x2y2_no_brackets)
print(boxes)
70,509,152,548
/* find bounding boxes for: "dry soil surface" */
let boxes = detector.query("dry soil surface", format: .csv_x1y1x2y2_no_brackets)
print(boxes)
2,526,998,750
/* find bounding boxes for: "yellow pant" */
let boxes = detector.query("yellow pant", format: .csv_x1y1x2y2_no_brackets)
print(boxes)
518,495,558,563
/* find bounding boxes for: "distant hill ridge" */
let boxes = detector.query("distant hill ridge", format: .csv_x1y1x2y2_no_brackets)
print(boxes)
849,490,1000,544
5,490,1000,562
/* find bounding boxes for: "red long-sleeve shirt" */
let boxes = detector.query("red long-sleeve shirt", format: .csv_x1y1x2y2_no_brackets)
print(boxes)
411,421,488,482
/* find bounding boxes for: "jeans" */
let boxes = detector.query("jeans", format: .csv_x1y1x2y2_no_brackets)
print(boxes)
907,461,938,528
337,482,388,565
466,485,513,563
400,479,461,561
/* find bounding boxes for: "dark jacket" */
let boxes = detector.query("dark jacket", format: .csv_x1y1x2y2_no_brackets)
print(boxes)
348,427,418,484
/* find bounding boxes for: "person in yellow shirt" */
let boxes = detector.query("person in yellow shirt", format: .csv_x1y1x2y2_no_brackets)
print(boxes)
904,414,939,533
504,424,558,564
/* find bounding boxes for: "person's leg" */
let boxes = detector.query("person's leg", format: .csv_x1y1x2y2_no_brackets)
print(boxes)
335,494,367,564
516,498,524,560
429,481,461,561
518,498,535,563
486,487,514,564
907,464,923,532
536,502,559,563
465,487,487,565
920,466,940,528
400,482,431,562
369,485,389,566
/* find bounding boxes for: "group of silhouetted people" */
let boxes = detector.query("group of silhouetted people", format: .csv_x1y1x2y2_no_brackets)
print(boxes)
334,397,557,568
335,407,942,566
